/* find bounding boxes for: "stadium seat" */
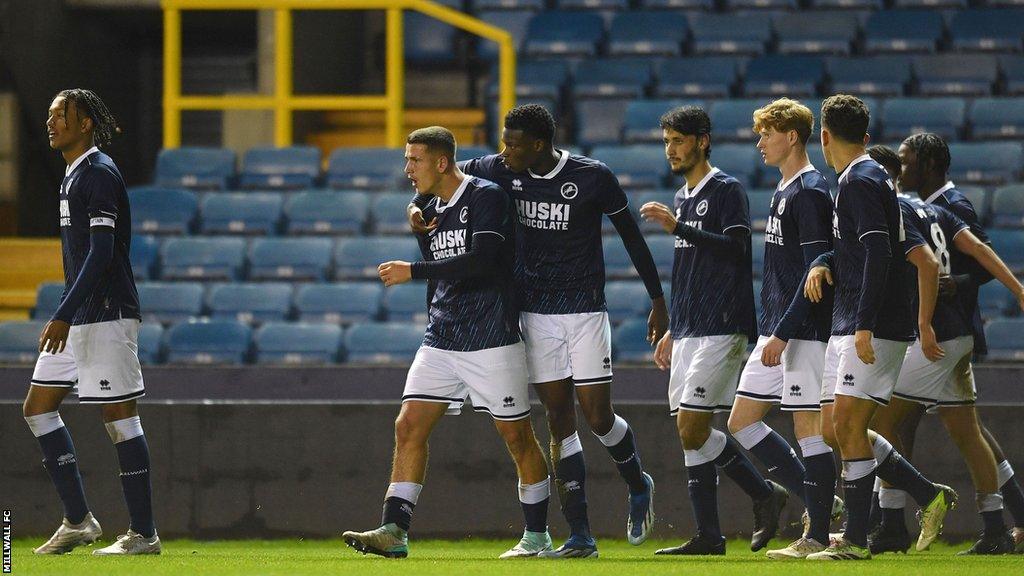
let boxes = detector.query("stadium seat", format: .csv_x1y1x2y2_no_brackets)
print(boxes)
827,56,912,98
689,13,772,56
238,146,321,190
605,280,650,324
623,99,704,144
725,0,797,8
712,144,760,189
656,56,741,99
32,282,64,321
1002,56,1024,95
296,282,382,325
603,237,633,279
646,235,676,279
477,10,534,62
613,318,654,363
863,10,943,54
893,0,965,6
137,282,204,324
209,282,292,325
748,190,774,231
806,145,837,190
710,99,761,142
496,59,568,101
370,193,416,235
165,320,252,365
334,237,420,280
633,190,677,233
948,142,1024,185
970,98,1024,140
557,0,629,9
576,100,630,147
984,318,1024,361
404,9,459,66
476,0,545,9
129,186,198,235
977,281,1012,320
344,322,423,363
774,11,861,55
958,185,990,225
255,322,343,365
744,55,825,98
200,192,283,235
249,237,333,281
913,54,998,97
0,321,46,363
987,229,1024,272
137,322,164,365
284,190,368,235
161,237,247,281
950,9,1024,53
155,147,235,190
809,0,880,8
130,234,159,281
751,233,766,276
988,0,1024,7
589,145,667,190
327,147,406,190
990,184,1024,228
381,283,429,324
608,11,688,57
640,0,714,9
522,12,605,58
880,98,966,141
574,59,653,100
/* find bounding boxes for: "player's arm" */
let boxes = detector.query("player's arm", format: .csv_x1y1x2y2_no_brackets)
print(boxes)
944,200,994,295
906,242,944,361
953,228,1024,311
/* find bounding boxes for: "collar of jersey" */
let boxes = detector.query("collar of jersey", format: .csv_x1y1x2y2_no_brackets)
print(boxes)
434,176,473,213
65,146,100,177
776,163,816,192
527,149,569,179
683,167,720,199
837,153,872,184
924,180,956,205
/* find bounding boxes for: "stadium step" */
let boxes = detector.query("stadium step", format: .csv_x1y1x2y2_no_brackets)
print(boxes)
0,238,62,318
308,108,486,151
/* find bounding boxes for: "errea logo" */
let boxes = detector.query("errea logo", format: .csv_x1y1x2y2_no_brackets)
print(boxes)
512,179,523,191
843,374,855,386
693,386,707,399
503,396,515,408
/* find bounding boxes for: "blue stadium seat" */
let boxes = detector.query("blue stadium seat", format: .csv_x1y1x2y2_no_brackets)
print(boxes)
623,99,704,144
984,318,1024,361
724,0,797,8
496,59,569,100
334,237,420,280
200,192,283,235
32,282,64,320
827,56,912,97
576,100,630,147
751,233,766,276
137,282,204,324
284,190,368,235
689,13,772,56
327,147,406,190
978,281,1012,321
711,99,761,142
640,0,714,9
753,278,764,318
590,145,667,190
249,237,333,281
557,0,629,9
633,190,677,233
864,10,943,54
574,59,653,100
165,320,252,365
987,229,1024,273
372,193,417,235
460,146,494,161
404,9,459,66
646,235,676,279
950,9,1024,53
990,184,1024,228
958,185,989,225
475,0,545,10
155,147,235,190
477,10,534,62
209,283,292,325
1002,56,1024,95
296,283,382,325
608,11,688,57
744,55,824,98
970,98,1024,140
161,237,247,281
0,321,46,363
914,54,998,97
255,322,343,365
656,57,741,99
130,234,159,281
603,237,633,279
881,98,966,141
948,142,1024,185
713,144,761,190
137,322,164,365
892,0,965,8
806,145,838,190
748,190,774,231
523,12,605,58
344,322,423,363
988,0,1024,7
381,283,429,324
809,0,880,7
774,12,860,56
129,187,198,235
613,318,654,363
238,146,321,190
605,280,650,324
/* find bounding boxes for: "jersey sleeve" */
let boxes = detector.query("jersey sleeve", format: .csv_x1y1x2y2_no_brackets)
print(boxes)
936,204,970,241
794,187,833,245
846,177,890,240
470,183,511,240
596,164,630,216
900,203,928,254
81,167,121,230
718,180,751,233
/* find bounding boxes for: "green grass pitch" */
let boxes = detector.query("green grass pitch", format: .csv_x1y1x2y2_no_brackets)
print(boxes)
9,537,1020,576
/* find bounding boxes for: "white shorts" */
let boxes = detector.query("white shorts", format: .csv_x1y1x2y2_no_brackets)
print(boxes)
402,342,531,421
820,334,910,406
31,319,146,404
669,334,748,415
893,336,976,410
519,311,612,386
736,336,827,411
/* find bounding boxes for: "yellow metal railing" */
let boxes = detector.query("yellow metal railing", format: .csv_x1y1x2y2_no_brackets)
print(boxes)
162,0,516,148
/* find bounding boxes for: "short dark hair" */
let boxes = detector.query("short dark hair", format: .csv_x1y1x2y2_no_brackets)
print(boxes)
902,132,951,177
407,126,457,160
820,94,869,144
660,105,712,159
56,89,120,147
867,144,901,179
504,104,555,143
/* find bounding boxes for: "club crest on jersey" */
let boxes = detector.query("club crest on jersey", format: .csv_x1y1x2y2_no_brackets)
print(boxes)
696,199,709,216
560,182,579,200
512,179,523,191
777,197,786,215
459,206,469,223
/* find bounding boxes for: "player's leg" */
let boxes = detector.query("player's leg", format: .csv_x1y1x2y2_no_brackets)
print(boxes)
982,426,1024,549
865,397,920,550
493,417,555,558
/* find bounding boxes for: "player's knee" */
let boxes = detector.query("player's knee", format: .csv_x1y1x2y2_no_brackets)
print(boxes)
581,406,614,436
501,423,537,459
726,411,753,435
393,413,427,445
543,404,575,434
677,418,708,448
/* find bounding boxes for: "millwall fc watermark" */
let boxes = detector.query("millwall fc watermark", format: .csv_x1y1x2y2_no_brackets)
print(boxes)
3,509,11,573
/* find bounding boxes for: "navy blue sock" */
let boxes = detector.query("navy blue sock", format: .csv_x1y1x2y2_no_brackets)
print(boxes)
868,491,881,532
750,431,806,504
1000,475,1024,528
382,497,415,532
875,450,937,507
842,462,876,548
115,436,155,538
603,425,646,494
803,452,836,544
880,506,907,532
522,499,548,533
555,452,590,537
687,461,721,540
37,427,90,524
981,510,1006,536
715,437,772,501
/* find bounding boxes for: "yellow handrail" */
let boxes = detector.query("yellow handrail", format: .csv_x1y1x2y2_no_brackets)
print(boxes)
161,0,516,149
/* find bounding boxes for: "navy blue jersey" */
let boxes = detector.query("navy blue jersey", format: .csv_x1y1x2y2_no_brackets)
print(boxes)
759,166,834,341
416,177,520,352
58,148,141,325
460,151,629,314
830,155,916,341
899,196,972,342
670,168,757,341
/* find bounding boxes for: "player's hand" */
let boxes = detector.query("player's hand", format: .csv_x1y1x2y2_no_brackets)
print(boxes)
407,204,437,234
639,202,678,234
919,323,945,362
804,265,833,303
761,335,787,367
938,274,957,297
39,319,70,354
648,296,669,345
654,331,672,371
855,329,875,364
378,261,412,287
